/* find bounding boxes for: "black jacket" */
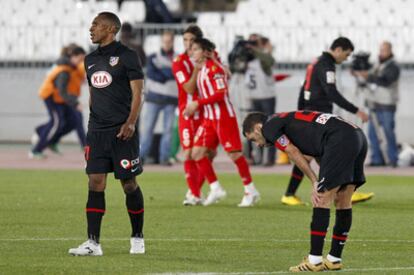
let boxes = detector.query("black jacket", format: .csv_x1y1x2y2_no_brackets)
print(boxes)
298,52,358,114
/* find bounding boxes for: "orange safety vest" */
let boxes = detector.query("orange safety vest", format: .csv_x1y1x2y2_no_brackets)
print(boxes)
70,62,86,97
38,63,85,103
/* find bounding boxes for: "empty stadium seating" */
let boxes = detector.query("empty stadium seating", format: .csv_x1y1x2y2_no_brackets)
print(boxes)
1,0,145,60
2,0,414,61
197,0,414,61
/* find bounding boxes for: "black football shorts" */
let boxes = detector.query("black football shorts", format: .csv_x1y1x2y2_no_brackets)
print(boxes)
317,128,367,191
85,129,143,179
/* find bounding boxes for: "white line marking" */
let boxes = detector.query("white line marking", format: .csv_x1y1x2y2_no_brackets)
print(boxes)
0,238,412,274
150,267,414,275
0,238,413,243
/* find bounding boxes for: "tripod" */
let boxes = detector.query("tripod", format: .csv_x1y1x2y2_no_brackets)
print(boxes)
354,84,390,165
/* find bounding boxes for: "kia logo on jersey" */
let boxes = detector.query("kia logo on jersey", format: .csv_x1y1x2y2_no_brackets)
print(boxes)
91,71,112,88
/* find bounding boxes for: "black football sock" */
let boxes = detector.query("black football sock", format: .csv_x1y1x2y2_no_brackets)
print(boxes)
329,209,352,259
86,191,105,243
310,208,330,256
126,185,144,238
285,165,304,196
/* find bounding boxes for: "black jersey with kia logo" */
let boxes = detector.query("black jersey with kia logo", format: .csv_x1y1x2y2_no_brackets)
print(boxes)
84,41,144,131
262,111,360,156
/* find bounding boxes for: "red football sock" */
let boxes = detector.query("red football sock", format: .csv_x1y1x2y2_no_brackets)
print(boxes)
196,168,205,193
234,156,252,185
184,160,201,197
195,157,217,184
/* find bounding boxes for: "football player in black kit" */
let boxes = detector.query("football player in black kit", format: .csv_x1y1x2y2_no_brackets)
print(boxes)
69,12,145,256
281,37,373,206
243,111,368,272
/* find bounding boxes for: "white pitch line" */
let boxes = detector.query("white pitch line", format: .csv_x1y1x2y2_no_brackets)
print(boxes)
0,238,413,243
150,266,414,275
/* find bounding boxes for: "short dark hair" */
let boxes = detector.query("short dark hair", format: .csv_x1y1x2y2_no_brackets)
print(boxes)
242,112,267,136
183,24,203,39
70,46,86,56
193,37,215,52
98,12,122,34
330,37,354,51
61,43,85,57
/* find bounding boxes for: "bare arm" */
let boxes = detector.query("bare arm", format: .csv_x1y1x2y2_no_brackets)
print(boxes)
284,143,318,183
304,154,314,162
127,79,144,124
285,144,325,205
182,66,200,95
117,79,144,140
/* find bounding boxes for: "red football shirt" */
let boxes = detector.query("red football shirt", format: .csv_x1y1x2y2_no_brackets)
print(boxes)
172,53,200,115
196,59,236,121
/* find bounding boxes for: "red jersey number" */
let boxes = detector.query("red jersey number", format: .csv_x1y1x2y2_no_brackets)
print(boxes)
294,111,319,123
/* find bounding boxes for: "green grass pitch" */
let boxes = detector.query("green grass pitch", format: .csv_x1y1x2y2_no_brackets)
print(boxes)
0,169,413,274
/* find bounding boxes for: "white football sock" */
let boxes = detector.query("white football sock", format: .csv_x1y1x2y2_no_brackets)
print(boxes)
210,181,220,191
327,254,342,263
244,182,256,193
308,254,323,265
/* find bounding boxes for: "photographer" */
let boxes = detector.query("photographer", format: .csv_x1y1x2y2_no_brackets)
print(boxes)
245,34,277,166
354,41,400,167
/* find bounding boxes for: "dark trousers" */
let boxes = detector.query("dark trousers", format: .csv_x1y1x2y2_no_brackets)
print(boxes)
248,97,276,164
50,107,86,147
33,98,86,153
33,97,66,153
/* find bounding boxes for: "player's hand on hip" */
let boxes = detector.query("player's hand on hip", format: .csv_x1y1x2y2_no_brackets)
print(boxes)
356,110,369,123
117,123,136,140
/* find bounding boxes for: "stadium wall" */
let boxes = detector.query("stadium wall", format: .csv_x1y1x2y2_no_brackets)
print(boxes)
1,67,413,144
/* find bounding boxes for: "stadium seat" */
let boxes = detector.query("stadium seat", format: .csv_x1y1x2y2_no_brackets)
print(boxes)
119,0,145,23
197,13,222,26
2,0,414,61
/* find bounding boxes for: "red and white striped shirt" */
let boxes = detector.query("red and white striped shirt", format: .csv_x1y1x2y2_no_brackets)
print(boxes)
172,53,200,119
196,59,236,121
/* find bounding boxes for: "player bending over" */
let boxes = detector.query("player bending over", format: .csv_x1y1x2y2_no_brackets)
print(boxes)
282,37,372,206
243,111,367,271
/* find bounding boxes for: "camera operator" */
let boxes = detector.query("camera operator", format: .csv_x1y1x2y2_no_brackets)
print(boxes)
244,34,277,166
351,52,372,77
354,41,400,167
